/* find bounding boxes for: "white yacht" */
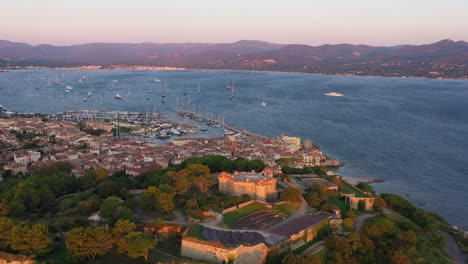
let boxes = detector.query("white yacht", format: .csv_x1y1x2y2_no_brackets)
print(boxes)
325,92,344,97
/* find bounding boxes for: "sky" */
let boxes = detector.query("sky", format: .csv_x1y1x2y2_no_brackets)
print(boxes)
2,0,468,46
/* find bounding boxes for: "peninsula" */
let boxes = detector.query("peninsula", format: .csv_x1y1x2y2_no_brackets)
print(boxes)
0,110,466,264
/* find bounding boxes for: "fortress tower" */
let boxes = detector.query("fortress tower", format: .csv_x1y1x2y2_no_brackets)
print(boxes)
218,171,277,202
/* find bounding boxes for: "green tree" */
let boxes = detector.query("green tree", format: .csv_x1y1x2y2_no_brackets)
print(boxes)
113,219,137,240
173,176,191,196
331,177,344,191
321,203,337,212
362,214,395,238
372,197,387,212
346,210,357,221
192,176,213,193
9,224,52,258
99,196,121,219
306,192,323,208
97,181,122,198
117,231,142,254
240,193,251,202
66,226,114,262
0,217,14,248
127,237,156,262
389,251,411,264
342,218,353,232
281,187,302,204
152,218,165,232
158,192,175,214
358,200,366,211
140,186,159,210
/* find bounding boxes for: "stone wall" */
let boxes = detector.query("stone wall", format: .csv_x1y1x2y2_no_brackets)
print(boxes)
181,237,268,264
221,200,286,214
0,252,35,264
270,219,330,254
348,197,375,211
218,172,277,202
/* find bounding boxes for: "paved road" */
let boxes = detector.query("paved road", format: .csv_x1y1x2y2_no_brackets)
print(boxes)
439,230,468,264
353,213,376,233
353,209,393,233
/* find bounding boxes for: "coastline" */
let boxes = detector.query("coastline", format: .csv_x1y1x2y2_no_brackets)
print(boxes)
3,66,468,81
2,109,467,255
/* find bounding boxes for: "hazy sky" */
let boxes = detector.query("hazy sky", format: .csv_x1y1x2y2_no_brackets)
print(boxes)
2,0,468,46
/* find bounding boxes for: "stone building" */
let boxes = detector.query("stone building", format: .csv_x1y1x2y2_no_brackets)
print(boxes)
343,194,375,211
218,171,277,202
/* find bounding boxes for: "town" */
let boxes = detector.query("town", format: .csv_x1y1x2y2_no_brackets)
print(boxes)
0,111,462,264
0,113,326,178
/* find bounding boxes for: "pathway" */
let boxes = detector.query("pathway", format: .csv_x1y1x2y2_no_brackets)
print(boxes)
439,230,468,264
299,241,325,257
353,209,393,233
353,213,376,233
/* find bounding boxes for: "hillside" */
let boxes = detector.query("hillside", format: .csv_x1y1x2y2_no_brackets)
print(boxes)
0,39,467,78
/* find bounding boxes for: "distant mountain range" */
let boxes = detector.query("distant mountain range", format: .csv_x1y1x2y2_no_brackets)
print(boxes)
0,39,467,78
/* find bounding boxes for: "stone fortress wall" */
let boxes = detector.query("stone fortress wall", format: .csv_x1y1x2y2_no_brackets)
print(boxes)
219,171,277,202
181,237,268,264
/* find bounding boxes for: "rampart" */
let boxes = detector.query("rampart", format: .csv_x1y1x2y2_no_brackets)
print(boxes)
181,237,268,264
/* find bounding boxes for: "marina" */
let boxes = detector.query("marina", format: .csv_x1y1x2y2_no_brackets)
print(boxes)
0,69,468,230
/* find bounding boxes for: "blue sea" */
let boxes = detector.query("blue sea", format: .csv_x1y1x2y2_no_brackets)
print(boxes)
1,69,467,229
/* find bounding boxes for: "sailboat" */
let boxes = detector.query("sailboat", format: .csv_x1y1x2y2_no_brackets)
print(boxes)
197,81,201,94
54,73,60,85
229,86,235,100
262,101,267,108
27,73,32,86
82,97,87,102
154,77,161,83
161,80,168,98
226,81,234,91
115,93,123,99
87,89,92,97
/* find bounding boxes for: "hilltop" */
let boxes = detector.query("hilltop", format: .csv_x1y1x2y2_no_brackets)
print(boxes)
0,39,467,78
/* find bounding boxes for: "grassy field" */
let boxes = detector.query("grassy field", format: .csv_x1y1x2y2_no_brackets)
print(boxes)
273,202,299,217
186,224,206,240
222,202,267,227
328,195,348,215
341,180,370,197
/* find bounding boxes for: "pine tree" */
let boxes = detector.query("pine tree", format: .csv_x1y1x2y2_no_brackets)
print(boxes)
127,237,156,262
0,217,14,249
66,226,114,262
9,224,52,258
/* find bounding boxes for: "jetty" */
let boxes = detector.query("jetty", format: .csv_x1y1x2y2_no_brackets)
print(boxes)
176,110,268,139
